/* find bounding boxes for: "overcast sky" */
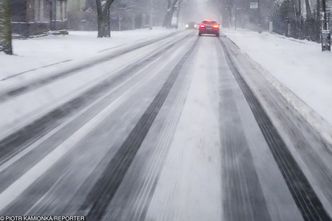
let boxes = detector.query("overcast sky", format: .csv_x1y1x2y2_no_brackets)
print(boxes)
180,0,222,25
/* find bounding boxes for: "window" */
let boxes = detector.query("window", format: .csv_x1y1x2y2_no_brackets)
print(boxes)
56,0,61,21
39,0,45,22
56,0,67,21
202,20,217,25
34,0,40,21
34,0,46,22
62,0,67,20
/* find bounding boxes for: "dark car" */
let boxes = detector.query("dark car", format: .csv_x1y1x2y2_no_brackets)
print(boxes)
198,20,220,37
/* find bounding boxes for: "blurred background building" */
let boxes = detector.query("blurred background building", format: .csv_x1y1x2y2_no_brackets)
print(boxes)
11,0,68,37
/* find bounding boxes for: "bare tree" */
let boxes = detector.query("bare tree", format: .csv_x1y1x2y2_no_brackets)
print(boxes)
96,0,115,37
0,0,13,54
163,0,179,27
304,0,312,19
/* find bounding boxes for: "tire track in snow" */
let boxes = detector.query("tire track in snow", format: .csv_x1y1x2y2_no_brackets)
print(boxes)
220,38,331,221
223,36,332,217
143,37,222,221
219,64,271,221
104,39,197,221
0,33,191,172
79,38,198,221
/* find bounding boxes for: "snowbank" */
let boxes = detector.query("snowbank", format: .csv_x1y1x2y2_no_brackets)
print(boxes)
225,28,332,126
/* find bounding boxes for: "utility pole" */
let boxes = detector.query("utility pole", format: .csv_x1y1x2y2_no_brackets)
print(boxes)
176,0,182,29
322,0,328,30
321,0,331,51
0,0,13,55
149,0,153,29
257,0,262,32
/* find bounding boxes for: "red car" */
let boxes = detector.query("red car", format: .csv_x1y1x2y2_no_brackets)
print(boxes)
198,20,220,37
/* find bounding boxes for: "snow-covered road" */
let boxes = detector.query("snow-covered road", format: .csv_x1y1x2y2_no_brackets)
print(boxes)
0,32,331,221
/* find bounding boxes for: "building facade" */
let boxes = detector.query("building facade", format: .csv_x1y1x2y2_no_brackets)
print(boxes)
11,0,68,37
66,0,154,31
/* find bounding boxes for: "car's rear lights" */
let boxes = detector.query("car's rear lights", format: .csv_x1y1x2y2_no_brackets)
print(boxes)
200,24,205,28
213,25,219,29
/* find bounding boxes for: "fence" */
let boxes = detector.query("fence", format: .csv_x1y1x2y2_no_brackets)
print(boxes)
272,16,321,42
271,0,331,43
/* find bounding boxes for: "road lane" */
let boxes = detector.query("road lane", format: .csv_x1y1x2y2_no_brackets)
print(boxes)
219,59,271,221
221,36,332,221
145,37,223,221
81,37,198,221
217,39,304,221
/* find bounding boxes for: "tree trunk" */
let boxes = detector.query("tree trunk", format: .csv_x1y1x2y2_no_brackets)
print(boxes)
96,0,104,37
0,0,13,54
163,0,178,28
316,0,320,21
96,0,113,38
304,0,312,19
97,18,106,37
163,12,172,27
103,8,111,37
97,14,111,37
163,0,172,27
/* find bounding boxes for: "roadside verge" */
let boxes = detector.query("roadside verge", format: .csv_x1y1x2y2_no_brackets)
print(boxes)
221,34,332,150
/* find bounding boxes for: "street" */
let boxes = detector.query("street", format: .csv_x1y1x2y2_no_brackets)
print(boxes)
0,31,331,221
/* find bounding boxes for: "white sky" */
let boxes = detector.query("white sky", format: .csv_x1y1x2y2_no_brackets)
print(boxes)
180,0,222,24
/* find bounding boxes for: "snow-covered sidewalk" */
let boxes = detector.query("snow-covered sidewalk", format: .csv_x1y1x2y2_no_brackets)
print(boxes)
225,28,332,126
0,28,176,80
